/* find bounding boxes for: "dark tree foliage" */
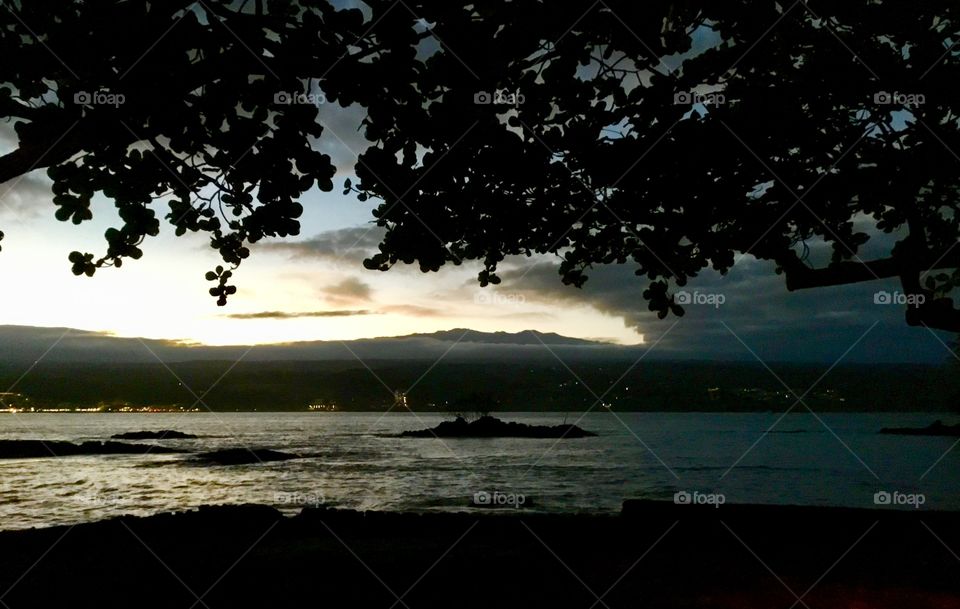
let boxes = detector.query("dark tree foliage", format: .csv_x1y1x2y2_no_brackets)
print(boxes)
0,0,376,301
1,1,959,328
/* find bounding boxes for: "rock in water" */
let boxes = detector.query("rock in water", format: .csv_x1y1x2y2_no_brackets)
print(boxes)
400,416,596,438
879,420,960,436
0,440,183,459
111,430,198,440
193,448,300,465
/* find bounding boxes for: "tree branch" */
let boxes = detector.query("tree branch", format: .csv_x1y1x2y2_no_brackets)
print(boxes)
781,247,960,333
906,297,960,332
0,135,77,185
782,248,960,291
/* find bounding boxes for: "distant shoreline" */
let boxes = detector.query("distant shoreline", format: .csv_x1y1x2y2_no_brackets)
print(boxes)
3,357,955,412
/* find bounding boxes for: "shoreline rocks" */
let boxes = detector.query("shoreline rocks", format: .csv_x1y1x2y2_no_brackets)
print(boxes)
0,440,183,459
111,430,198,440
400,416,597,438
192,448,300,465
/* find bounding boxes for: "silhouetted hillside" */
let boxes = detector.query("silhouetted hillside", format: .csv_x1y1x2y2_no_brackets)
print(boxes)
0,325,634,365
0,359,955,412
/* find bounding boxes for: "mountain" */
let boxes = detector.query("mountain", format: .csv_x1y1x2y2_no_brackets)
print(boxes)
0,325,637,365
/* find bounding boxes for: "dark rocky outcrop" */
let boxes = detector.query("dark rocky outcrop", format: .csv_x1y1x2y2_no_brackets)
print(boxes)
0,440,183,459
111,430,198,440
879,420,960,436
400,416,596,438
193,448,300,465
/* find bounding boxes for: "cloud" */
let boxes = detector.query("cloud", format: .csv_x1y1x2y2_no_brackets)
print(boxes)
0,172,52,220
495,311,556,321
0,121,17,149
225,310,372,320
260,225,386,266
321,277,373,303
0,120,56,219
494,255,952,363
495,258,651,329
225,303,447,320
380,304,445,317
316,102,371,172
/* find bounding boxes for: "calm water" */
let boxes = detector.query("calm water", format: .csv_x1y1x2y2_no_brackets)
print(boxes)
0,412,958,530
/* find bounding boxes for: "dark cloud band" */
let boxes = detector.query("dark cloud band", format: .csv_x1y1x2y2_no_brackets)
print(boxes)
225,310,372,320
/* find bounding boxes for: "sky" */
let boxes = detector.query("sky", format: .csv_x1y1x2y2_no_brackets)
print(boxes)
0,8,956,365
0,109,644,348
0,106,955,365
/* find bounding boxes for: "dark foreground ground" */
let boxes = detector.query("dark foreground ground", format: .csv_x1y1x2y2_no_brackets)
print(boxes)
0,502,958,608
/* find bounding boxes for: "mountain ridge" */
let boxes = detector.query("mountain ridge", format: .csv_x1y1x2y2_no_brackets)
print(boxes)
0,324,632,364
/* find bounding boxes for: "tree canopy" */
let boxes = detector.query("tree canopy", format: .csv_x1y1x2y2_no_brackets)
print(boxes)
2,0,960,328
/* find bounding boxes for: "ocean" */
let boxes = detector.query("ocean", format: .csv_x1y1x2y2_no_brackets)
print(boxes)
0,411,957,530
